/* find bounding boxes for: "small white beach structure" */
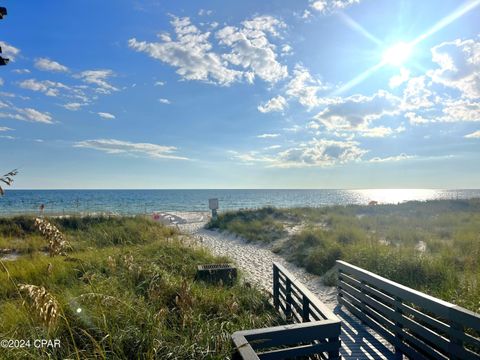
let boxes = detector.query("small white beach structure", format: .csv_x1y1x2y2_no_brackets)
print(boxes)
209,198,219,219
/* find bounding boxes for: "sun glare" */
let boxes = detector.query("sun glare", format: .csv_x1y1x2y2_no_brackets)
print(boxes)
382,42,413,67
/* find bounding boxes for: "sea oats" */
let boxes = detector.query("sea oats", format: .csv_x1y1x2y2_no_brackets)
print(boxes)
19,284,59,327
34,218,70,256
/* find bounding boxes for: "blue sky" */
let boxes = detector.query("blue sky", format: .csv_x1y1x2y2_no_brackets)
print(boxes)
0,0,479,189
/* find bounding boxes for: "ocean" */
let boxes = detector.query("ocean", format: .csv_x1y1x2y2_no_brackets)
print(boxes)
1,189,479,216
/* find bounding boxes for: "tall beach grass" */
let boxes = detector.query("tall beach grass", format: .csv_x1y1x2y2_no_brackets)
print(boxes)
0,216,281,359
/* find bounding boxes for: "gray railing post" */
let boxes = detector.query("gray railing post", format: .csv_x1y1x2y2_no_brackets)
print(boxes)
337,268,342,305
448,318,463,360
302,294,310,322
285,278,292,320
393,295,404,359
273,264,279,310
359,279,367,316
328,337,340,359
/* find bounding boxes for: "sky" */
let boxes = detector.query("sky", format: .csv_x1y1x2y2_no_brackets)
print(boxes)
0,0,479,189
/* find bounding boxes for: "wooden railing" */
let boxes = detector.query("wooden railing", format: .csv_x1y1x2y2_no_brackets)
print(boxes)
232,262,341,360
337,260,480,360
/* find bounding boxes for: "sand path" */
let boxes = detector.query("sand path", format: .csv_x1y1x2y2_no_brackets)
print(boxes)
156,211,338,309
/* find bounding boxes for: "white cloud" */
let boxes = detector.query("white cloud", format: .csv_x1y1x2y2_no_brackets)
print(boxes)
389,68,410,88
233,138,367,168
359,126,397,138
301,10,313,19
12,68,30,74
35,58,69,72
311,0,328,12
18,78,70,97
74,139,188,160
285,64,331,109
217,16,288,83
405,112,430,125
257,95,286,113
0,100,53,124
369,153,416,163
428,38,480,99
0,108,53,124
154,81,166,86
198,9,213,16
130,15,288,85
314,90,401,132
98,112,116,120
19,108,53,124
257,133,280,138
265,145,281,150
0,126,13,131
274,139,366,167
63,102,85,111
281,44,293,56
159,98,171,104
310,0,361,14
401,76,434,111
0,112,23,121
77,70,118,93
440,99,480,122
0,41,20,61
465,130,480,138
129,16,242,86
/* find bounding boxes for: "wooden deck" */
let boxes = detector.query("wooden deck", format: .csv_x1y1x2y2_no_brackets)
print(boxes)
335,306,397,360
233,261,480,360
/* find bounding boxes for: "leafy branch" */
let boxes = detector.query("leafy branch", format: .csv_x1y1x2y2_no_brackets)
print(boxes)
0,169,18,195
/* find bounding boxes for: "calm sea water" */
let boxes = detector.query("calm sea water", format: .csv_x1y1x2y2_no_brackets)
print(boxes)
0,189,479,216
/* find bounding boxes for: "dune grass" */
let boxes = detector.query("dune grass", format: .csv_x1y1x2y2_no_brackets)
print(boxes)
0,216,281,359
206,199,480,312
206,207,290,243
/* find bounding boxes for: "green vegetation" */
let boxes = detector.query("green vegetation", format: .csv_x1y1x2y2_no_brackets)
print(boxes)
207,199,480,312
0,216,281,359
206,207,290,243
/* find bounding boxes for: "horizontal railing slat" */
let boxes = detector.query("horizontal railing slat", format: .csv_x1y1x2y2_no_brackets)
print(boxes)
338,261,455,316
337,260,480,360
237,320,340,349
258,340,340,360
401,330,448,359
399,302,450,335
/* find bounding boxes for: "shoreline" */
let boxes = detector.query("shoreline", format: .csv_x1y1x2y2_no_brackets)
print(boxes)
0,190,479,217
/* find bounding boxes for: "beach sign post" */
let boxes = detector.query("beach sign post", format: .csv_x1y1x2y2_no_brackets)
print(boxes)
209,198,219,219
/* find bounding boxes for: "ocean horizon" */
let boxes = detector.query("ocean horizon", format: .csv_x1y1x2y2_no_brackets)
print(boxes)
1,189,479,216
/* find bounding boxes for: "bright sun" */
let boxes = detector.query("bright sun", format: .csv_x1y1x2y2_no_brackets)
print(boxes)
382,42,413,67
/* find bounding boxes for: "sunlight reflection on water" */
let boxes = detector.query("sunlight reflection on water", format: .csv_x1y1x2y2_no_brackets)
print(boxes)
350,189,445,204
